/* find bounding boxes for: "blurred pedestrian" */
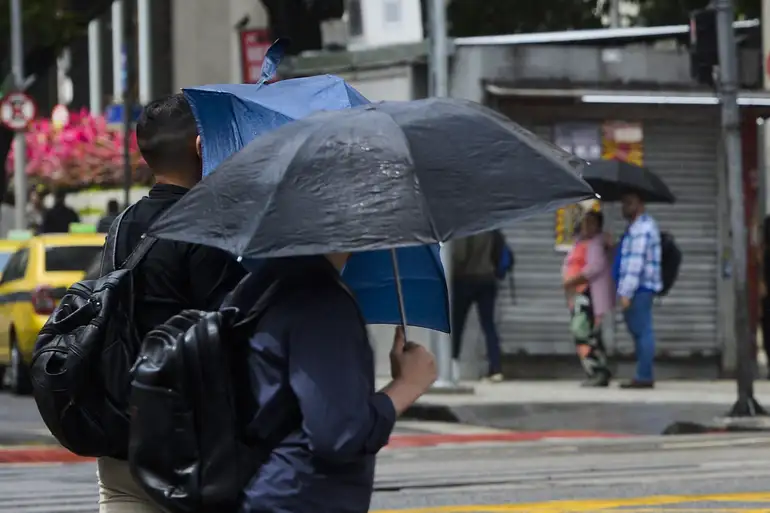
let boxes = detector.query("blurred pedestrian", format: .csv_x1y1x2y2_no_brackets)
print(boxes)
562,211,614,387
40,190,80,233
26,187,45,234
613,192,662,389
759,215,770,377
97,199,121,233
96,93,246,513
451,231,504,382
234,256,437,513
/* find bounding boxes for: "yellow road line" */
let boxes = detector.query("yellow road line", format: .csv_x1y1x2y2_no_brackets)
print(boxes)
371,492,770,512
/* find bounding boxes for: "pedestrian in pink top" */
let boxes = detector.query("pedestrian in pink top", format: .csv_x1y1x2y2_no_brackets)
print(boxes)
562,211,615,387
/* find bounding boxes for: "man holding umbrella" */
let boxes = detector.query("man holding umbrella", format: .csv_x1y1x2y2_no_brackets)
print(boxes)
614,192,662,389
582,160,674,389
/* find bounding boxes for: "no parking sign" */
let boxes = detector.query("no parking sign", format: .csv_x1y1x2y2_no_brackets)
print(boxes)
0,92,36,131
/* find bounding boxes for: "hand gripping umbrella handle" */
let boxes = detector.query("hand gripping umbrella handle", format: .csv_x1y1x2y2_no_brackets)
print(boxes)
389,248,409,338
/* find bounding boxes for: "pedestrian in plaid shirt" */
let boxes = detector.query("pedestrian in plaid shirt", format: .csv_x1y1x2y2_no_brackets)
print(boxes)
612,192,662,389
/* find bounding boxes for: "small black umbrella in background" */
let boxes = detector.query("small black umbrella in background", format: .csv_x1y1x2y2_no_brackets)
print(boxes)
149,97,595,328
581,159,676,203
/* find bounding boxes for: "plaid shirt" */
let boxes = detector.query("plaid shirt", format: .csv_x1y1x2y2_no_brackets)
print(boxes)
617,213,662,298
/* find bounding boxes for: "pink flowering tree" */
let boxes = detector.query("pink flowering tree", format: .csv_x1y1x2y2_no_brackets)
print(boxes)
5,108,150,190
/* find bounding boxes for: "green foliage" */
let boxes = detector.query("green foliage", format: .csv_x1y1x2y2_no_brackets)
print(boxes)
633,0,759,25
448,0,603,37
446,0,761,38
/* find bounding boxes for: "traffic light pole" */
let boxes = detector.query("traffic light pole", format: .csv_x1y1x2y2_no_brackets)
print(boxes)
715,0,766,416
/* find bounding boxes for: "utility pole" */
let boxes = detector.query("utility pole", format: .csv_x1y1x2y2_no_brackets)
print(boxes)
88,19,103,115
10,0,27,230
112,0,124,103
716,0,766,416
122,0,135,208
137,0,152,105
427,0,471,393
609,0,621,28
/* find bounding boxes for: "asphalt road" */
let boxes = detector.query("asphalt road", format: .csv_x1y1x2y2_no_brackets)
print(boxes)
2,433,770,512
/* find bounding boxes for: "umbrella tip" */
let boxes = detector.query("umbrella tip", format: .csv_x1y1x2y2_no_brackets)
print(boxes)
237,255,243,263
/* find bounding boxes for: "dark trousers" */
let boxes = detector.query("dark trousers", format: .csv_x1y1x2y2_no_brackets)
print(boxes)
451,277,502,375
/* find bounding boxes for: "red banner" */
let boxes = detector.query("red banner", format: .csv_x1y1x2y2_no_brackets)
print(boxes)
240,29,272,84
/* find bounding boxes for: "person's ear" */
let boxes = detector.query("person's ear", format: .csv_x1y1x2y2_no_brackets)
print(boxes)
195,135,201,157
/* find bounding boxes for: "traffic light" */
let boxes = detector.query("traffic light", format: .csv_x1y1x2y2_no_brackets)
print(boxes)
689,8,718,86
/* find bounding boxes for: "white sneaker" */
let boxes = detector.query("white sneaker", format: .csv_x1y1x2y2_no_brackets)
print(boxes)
483,373,504,383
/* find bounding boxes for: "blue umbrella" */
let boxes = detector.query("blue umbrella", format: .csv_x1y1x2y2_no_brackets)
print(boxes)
186,39,450,332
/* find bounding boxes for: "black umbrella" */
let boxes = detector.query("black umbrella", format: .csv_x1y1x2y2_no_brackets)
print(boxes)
150,97,594,260
581,159,676,203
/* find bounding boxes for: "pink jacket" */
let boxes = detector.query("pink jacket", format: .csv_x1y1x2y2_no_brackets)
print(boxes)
562,235,615,319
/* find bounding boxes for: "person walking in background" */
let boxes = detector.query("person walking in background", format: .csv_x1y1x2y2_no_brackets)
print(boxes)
614,192,662,389
41,190,80,233
562,211,615,387
26,188,45,234
451,230,504,382
97,199,121,233
759,215,770,377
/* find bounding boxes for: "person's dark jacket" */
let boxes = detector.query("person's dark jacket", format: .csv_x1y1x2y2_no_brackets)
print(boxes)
238,256,396,513
41,204,80,233
114,183,246,339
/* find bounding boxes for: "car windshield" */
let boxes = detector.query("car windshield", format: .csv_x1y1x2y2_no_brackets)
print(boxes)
45,246,104,272
0,252,13,272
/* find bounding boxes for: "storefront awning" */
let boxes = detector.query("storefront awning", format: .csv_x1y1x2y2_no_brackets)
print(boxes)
485,84,770,106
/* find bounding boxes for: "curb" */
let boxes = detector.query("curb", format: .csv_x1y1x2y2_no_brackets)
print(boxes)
663,419,770,435
0,446,93,464
386,431,626,448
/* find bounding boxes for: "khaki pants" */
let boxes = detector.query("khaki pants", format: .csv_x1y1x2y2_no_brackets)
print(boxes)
97,457,164,513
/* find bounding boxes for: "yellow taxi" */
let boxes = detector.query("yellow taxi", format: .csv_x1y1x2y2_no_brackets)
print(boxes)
0,240,24,280
0,233,105,394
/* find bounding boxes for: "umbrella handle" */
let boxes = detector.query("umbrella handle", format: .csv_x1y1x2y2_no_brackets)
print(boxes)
389,248,409,338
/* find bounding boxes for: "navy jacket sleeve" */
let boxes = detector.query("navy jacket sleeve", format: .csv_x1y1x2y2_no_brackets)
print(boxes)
287,289,397,461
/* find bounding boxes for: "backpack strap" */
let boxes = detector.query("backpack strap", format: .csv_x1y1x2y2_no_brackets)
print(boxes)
99,206,132,276
98,205,158,275
121,235,158,271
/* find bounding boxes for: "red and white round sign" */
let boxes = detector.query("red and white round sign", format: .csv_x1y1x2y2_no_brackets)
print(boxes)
0,92,36,131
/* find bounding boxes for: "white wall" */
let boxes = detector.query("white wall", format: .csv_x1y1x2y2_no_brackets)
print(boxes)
171,0,269,89
340,66,414,102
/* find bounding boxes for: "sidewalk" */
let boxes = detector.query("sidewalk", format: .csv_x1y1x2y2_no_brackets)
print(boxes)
391,379,770,435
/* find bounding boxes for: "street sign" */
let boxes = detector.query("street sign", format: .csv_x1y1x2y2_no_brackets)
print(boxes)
51,104,70,129
104,103,142,128
0,92,36,131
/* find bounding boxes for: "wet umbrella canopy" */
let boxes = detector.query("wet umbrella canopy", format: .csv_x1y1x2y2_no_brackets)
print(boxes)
149,97,595,259
581,159,676,203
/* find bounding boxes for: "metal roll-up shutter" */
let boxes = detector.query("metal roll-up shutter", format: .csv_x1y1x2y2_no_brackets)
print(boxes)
611,120,720,357
497,125,578,355
494,116,719,357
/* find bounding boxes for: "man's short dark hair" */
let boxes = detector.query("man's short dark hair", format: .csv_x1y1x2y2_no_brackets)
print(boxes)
136,93,199,174
585,210,604,231
54,190,67,204
107,199,120,214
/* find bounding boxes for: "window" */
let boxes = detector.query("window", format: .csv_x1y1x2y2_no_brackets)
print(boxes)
45,246,103,272
348,0,363,36
0,252,13,273
0,249,29,283
383,0,401,25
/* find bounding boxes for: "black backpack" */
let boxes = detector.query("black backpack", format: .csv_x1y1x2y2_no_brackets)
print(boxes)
30,207,156,458
659,231,682,297
129,270,304,513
